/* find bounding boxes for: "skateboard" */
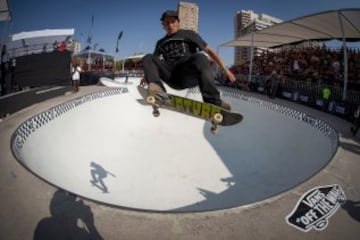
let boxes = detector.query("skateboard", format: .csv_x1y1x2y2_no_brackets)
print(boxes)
137,85,243,134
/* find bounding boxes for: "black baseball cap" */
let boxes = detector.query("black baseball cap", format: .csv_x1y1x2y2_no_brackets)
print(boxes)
160,10,179,21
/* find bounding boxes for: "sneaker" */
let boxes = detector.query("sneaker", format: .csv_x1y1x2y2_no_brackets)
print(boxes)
148,83,169,101
218,100,231,111
148,83,164,93
205,99,231,111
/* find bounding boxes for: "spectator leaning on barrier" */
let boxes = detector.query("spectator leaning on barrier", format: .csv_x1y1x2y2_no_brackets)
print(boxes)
265,76,272,96
321,85,331,111
270,70,281,99
0,44,8,96
350,104,360,136
53,41,59,52
10,58,16,91
59,41,66,52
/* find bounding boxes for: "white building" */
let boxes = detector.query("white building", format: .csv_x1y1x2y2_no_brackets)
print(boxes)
178,2,199,33
234,10,282,65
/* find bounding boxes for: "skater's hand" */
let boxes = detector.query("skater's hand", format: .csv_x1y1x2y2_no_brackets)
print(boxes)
140,78,148,87
225,69,236,83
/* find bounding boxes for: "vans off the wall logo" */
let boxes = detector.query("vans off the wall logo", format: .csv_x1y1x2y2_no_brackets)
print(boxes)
286,184,346,232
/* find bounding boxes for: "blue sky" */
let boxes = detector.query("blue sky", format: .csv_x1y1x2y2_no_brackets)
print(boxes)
1,0,359,65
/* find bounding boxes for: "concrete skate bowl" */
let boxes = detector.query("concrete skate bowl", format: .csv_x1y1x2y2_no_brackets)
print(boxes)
11,85,339,212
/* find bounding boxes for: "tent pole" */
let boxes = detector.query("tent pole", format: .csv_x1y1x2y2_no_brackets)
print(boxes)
248,32,254,82
338,11,348,101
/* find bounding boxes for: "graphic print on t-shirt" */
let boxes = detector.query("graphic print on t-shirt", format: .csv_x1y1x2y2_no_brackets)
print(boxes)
159,38,194,63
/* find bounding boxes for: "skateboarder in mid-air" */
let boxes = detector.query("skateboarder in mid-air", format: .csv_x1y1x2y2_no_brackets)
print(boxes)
141,10,236,111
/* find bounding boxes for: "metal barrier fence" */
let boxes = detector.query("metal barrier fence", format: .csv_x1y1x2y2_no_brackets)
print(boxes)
246,74,360,105
229,74,360,119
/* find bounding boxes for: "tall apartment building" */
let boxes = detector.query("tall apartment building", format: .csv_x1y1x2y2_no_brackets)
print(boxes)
177,2,199,33
234,10,282,65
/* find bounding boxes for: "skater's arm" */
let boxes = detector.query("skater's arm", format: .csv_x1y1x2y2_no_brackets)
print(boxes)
204,45,236,83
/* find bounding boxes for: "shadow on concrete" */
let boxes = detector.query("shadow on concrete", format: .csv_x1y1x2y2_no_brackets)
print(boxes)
340,142,360,155
174,99,337,212
33,189,103,240
174,121,286,212
90,162,116,194
342,200,360,222
339,132,360,155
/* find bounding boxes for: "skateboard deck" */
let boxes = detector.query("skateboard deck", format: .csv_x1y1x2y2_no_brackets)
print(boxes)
137,85,243,133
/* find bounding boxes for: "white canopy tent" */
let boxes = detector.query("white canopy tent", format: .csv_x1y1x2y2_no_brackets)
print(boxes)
222,8,360,100
222,9,360,48
73,49,114,60
7,29,75,57
73,49,114,72
11,29,75,41
126,54,145,60
121,54,145,71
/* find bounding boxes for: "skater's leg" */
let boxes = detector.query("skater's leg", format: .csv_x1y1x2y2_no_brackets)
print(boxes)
171,53,221,105
142,54,172,90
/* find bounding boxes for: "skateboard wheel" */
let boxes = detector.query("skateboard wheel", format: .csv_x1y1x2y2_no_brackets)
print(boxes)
210,125,219,134
152,109,160,117
147,95,156,104
212,113,223,124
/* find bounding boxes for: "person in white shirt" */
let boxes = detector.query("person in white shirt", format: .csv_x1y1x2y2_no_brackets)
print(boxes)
71,64,81,93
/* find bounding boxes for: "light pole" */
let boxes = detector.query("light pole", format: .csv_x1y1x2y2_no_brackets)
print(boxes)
115,31,123,73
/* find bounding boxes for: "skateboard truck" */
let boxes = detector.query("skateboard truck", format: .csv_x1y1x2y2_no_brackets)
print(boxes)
146,95,160,117
210,113,223,134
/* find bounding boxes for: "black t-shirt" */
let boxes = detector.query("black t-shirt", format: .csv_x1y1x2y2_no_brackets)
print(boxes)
154,29,207,64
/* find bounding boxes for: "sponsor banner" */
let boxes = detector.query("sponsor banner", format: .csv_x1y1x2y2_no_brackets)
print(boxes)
315,99,324,107
328,101,336,112
257,86,265,93
282,91,292,99
292,91,299,101
335,104,346,115
286,184,346,232
299,94,310,103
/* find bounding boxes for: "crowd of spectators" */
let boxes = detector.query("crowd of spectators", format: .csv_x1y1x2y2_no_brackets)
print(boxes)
229,45,360,91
